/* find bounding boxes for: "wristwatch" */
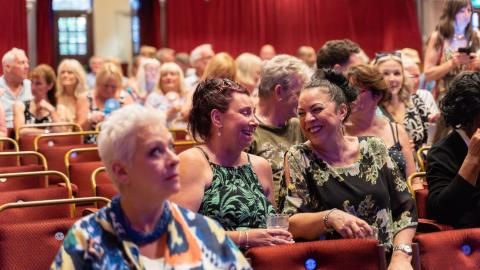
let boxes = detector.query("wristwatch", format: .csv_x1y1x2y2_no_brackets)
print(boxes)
393,244,413,256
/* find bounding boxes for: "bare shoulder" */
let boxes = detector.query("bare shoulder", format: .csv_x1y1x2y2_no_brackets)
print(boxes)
248,153,271,172
178,146,209,166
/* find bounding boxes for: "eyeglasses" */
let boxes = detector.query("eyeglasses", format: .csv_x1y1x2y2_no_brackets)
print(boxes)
373,51,402,64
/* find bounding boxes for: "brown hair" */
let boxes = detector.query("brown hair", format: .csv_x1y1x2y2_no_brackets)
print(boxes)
30,64,57,106
189,78,249,141
201,52,236,81
347,64,388,104
434,0,479,50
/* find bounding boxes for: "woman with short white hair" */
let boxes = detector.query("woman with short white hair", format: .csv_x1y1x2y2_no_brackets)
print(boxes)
51,105,251,269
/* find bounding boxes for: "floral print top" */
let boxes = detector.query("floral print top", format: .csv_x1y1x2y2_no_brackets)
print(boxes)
279,136,417,251
50,201,251,270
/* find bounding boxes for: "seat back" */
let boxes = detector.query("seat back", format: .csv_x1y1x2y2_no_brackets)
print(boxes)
0,137,19,166
65,147,102,198
0,217,78,270
0,186,72,223
416,145,431,172
415,228,480,270
0,152,49,191
169,128,192,141
91,167,116,207
246,239,386,270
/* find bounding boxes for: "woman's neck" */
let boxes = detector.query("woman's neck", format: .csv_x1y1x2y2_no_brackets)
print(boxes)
311,132,346,164
120,196,165,233
347,109,377,134
389,94,401,106
206,137,243,166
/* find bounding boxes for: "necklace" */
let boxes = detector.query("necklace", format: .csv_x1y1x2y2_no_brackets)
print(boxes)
453,33,465,41
109,196,170,246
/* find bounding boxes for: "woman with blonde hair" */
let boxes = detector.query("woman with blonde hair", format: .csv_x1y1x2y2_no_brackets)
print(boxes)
236,53,262,94
86,62,134,131
374,52,429,150
56,58,89,129
145,62,188,128
201,52,236,81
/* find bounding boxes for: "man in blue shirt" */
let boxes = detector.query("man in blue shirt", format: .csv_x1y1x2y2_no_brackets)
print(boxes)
0,47,32,129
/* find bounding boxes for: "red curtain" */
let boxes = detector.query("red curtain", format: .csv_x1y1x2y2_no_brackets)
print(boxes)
165,0,422,59
36,0,54,67
0,0,28,73
139,0,162,48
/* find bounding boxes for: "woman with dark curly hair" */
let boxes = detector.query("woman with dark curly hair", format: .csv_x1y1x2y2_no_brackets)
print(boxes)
170,78,293,249
427,71,480,228
280,69,417,269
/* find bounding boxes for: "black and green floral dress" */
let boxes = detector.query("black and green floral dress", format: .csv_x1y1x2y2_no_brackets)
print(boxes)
279,136,417,251
197,148,275,230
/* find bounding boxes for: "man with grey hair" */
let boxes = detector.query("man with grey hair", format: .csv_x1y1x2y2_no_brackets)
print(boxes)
184,44,214,91
0,47,32,129
247,54,307,205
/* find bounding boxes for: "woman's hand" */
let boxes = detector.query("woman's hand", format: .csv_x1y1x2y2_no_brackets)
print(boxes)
38,99,55,113
246,228,294,247
467,53,480,71
388,253,413,270
89,111,105,125
327,210,374,239
451,52,471,67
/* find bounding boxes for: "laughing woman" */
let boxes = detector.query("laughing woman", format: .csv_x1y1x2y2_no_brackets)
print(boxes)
280,70,417,269
171,78,293,249
50,105,250,269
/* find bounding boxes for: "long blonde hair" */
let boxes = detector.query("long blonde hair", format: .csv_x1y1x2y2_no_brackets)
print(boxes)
157,62,187,95
56,59,88,99
374,55,410,105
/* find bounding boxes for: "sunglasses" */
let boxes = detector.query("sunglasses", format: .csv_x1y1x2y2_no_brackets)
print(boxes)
373,51,402,64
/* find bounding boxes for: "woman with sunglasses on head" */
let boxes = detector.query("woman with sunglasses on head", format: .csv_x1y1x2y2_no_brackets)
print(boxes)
171,78,293,249
280,70,417,269
345,64,417,188
424,0,480,101
374,52,429,151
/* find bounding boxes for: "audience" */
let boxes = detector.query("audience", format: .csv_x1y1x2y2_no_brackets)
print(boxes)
171,78,293,249
201,52,237,81
139,45,157,59
135,58,161,104
316,39,363,75
260,44,277,61
297,45,317,71
185,44,214,91
55,59,89,129
174,52,191,76
345,64,417,186
156,47,175,63
13,64,60,134
374,51,429,150
427,71,480,228
50,105,251,269
0,48,32,130
280,70,417,268
145,62,188,128
248,55,308,205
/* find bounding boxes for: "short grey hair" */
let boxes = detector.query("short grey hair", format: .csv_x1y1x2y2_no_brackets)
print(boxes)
190,44,213,65
258,54,308,98
97,105,167,184
2,48,27,69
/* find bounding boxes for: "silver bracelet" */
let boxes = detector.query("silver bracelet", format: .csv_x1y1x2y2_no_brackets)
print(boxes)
323,208,337,231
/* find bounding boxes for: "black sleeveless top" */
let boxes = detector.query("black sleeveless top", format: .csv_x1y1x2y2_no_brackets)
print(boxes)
387,121,406,177
196,147,275,230
23,101,52,124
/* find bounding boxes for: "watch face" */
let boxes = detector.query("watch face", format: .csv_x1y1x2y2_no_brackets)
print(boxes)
394,244,412,255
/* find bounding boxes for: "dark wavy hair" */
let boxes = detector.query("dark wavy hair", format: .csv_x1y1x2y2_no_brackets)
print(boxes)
316,39,360,69
304,69,358,121
441,71,480,130
188,78,250,141
434,0,479,51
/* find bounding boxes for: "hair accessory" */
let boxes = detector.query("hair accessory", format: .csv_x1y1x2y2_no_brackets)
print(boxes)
373,51,402,64
109,196,170,246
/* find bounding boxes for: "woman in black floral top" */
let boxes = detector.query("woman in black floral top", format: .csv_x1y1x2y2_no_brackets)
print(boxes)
280,70,417,269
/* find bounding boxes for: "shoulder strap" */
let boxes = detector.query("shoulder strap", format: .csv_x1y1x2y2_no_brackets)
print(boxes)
388,121,400,144
195,146,210,162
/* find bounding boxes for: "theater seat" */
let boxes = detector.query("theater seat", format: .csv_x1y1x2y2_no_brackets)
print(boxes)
0,217,77,270
415,228,480,270
246,239,387,270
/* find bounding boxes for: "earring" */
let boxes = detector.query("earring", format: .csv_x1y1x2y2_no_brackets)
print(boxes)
217,126,222,137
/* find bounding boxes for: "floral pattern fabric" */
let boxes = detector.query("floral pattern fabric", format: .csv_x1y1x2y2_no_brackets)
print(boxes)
279,136,417,251
50,201,251,270
198,148,275,230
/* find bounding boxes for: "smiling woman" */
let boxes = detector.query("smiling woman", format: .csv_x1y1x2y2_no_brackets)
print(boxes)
170,78,294,249
279,69,417,269
50,105,251,269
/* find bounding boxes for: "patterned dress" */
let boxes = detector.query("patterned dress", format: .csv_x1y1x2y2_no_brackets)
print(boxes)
197,148,275,230
279,136,417,251
50,199,251,270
